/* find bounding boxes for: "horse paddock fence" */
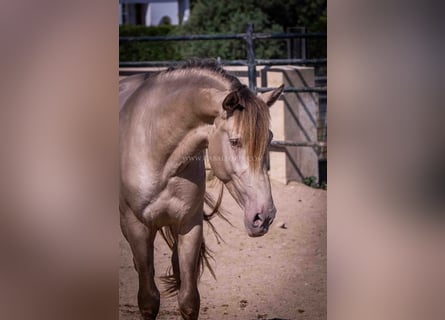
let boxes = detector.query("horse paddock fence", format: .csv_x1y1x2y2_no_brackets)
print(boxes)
119,24,327,184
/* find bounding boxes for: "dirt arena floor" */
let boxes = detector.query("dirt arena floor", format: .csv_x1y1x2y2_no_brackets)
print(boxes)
119,179,326,320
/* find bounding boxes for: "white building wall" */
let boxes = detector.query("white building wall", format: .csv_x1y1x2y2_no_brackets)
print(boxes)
145,4,152,25
147,1,178,25
119,4,123,25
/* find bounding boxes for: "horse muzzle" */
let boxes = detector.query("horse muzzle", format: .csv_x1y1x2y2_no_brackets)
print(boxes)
244,207,276,237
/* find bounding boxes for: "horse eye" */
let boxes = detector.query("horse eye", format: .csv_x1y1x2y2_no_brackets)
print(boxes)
229,138,241,148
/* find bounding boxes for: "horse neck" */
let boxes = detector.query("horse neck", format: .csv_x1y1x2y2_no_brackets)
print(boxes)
150,89,206,147
144,77,229,178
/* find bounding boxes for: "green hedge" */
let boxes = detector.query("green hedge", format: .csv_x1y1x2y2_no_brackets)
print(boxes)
119,23,325,63
119,25,182,61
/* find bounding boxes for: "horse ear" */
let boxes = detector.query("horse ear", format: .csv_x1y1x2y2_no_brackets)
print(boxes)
258,84,284,107
222,91,240,112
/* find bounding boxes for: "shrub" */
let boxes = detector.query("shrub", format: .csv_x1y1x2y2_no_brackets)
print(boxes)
303,176,327,189
119,25,182,61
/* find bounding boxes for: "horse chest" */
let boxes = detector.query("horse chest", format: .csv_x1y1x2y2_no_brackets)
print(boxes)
141,176,205,227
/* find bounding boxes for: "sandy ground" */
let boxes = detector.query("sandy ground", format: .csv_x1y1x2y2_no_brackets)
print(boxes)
119,179,326,320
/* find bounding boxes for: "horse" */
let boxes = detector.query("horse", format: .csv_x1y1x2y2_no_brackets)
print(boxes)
119,60,284,320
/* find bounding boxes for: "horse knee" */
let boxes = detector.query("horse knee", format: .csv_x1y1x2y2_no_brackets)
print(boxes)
138,288,160,320
178,288,200,320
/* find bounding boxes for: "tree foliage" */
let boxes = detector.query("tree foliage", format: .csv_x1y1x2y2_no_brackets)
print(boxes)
119,1,327,61
255,0,327,59
181,0,326,59
255,0,326,32
179,0,285,59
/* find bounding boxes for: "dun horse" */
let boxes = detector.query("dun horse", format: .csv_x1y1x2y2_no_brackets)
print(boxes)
120,60,283,320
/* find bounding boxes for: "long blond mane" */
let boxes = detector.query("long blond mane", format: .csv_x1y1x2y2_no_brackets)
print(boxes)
231,85,270,171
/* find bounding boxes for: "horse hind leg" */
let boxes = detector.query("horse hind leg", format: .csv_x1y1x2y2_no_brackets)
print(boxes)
120,208,160,320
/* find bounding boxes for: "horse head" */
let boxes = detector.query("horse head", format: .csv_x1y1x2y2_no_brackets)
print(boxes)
208,84,284,237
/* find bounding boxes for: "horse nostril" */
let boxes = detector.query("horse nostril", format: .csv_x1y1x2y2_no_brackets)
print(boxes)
253,213,263,227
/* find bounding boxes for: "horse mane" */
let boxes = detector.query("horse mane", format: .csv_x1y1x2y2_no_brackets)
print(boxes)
165,59,233,81
164,59,271,171
232,85,270,171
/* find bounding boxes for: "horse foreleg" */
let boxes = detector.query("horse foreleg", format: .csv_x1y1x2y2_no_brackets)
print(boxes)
120,210,159,320
177,222,203,320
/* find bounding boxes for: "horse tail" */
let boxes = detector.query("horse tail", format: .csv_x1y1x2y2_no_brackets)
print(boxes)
159,226,179,296
203,182,233,244
159,227,216,297
160,182,231,296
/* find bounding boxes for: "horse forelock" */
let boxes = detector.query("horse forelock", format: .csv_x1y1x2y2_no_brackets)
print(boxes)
233,85,270,171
